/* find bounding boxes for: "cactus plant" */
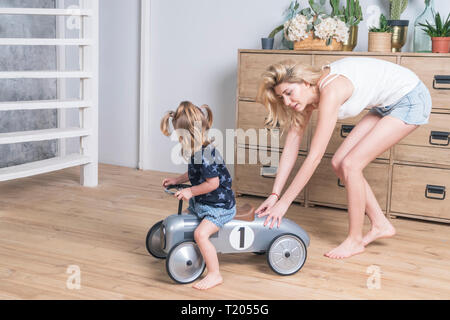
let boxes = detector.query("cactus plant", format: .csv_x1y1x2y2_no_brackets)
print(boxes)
330,0,363,26
389,0,408,20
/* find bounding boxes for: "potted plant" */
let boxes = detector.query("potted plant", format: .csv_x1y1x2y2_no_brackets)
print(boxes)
330,0,363,51
419,12,450,53
262,25,284,50
368,13,393,52
284,0,349,51
387,0,409,52
261,0,302,50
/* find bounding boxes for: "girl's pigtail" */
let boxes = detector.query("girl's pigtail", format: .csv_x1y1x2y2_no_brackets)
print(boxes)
200,104,213,130
160,111,175,136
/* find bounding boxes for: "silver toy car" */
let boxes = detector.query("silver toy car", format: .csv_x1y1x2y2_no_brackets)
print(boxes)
146,184,310,284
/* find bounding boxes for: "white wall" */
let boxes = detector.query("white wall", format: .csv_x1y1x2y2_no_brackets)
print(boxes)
98,0,141,167
98,0,449,170
146,0,449,174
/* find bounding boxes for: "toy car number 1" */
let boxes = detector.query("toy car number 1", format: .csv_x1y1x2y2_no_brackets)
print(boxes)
229,225,255,250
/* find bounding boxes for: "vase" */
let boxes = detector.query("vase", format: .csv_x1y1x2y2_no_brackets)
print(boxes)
388,20,409,52
368,32,392,52
342,26,358,51
413,0,436,53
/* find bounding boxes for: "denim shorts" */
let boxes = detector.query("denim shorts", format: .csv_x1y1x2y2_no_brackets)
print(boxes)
188,198,236,228
370,81,432,125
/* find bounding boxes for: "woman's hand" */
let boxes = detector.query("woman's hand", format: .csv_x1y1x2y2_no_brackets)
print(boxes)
162,177,178,188
175,188,193,201
255,194,278,216
258,200,290,229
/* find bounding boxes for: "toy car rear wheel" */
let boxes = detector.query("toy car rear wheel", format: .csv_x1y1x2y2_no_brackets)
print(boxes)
146,220,166,259
166,241,206,284
267,233,307,276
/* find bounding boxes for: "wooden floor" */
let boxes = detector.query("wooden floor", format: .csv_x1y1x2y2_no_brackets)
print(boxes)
0,164,449,300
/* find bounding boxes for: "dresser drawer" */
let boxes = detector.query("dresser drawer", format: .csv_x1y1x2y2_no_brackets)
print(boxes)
394,112,450,166
308,157,389,210
234,146,305,202
239,52,312,100
400,57,450,111
391,165,450,220
237,101,308,151
311,110,390,160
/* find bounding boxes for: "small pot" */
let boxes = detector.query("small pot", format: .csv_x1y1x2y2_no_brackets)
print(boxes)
368,32,392,52
431,37,450,53
261,38,274,50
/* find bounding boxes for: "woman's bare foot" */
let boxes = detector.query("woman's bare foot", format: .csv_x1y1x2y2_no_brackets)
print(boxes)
192,272,223,290
324,237,365,259
363,221,396,246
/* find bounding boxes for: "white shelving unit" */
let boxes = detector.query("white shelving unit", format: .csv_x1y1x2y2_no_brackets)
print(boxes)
0,0,99,186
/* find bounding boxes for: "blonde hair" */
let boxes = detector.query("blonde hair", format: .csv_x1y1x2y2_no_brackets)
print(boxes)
160,101,213,158
257,60,325,131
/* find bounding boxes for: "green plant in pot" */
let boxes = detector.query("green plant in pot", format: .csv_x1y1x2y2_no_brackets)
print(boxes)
418,12,450,53
330,0,363,51
387,0,409,52
368,13,393,52
261,0,301,50
262,24,284,50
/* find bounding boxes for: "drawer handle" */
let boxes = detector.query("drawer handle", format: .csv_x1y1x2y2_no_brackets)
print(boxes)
337,178,345,188
340,125,355,138
425,184,446,200
433,75,450,90
429,131,450,146
266,127,280,133
260,165,277,179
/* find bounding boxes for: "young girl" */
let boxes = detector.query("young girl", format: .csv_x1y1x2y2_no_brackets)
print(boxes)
160,101,236,290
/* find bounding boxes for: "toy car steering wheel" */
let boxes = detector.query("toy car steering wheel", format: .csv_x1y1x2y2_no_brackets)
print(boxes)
164,184,192,195
165,184,192,215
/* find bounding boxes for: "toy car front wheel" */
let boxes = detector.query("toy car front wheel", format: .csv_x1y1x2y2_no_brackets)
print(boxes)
146,220,166,259
166,241,206,284
267,234,307,276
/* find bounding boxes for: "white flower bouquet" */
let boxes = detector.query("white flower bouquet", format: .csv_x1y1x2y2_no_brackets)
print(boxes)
283,0,350,50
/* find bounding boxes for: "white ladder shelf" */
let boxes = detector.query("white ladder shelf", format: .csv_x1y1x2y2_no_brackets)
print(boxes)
0,0,99,186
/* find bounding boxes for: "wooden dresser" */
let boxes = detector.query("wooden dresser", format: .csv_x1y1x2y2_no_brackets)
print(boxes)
234,50,450,223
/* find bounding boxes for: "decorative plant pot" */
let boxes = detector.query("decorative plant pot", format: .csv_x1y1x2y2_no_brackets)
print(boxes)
293,32,343,51
342,25,358,51
388,20,409,52
431,37,450,53
261,37,275,50
368,32,392,52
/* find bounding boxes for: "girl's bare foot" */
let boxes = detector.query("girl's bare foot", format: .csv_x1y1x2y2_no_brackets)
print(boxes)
192,272,223,290
363,221,396,246
324,237,365,259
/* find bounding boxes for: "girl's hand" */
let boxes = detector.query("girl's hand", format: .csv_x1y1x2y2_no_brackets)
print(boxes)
175,188,193,201
162,177,178,188
258,200,290,229
255,194,278,216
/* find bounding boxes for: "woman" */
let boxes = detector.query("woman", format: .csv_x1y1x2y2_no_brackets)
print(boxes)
255,57,432,259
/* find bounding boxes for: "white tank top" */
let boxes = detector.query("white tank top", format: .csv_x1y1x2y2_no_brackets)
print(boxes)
319,57,420,119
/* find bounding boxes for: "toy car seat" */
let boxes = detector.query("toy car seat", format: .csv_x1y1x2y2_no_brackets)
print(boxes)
234,203,255,221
